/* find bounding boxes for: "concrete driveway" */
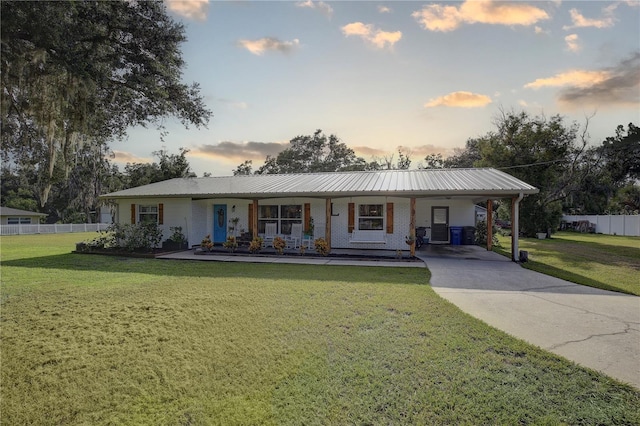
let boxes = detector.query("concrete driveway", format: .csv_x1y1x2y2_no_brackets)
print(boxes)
417,245,640,389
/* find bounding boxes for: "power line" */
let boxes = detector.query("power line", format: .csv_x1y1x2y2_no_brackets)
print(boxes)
497,159,564,170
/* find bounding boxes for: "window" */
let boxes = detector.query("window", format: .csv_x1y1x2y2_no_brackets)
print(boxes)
358,204,383,230
7,217,32,225
258,204,302,234
138,205,158,223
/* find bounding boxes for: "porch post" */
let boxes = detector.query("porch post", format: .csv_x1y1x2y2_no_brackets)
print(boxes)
325,198,332,251
252,199,258,239
486,199,493,251
410,197,416,257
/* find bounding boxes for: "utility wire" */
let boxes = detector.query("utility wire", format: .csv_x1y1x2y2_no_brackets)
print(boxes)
497,159,564,170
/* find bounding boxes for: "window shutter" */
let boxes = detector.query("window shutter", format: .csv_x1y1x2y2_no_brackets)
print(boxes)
304,203,311,233
348,203,355,233
158,203,164,225
386,203,394,234
131,204,136,224
248,203,254,233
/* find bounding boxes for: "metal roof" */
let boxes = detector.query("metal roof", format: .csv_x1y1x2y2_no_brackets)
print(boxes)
0,206,47,216
100,168,539,201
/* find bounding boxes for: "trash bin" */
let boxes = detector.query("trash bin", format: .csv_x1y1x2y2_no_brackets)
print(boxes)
462,226,476,245
449,226,463,245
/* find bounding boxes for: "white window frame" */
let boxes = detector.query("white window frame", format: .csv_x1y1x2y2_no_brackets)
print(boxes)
138,205,159,224
258,204,302,234
357,204,384,231
7,217,31,225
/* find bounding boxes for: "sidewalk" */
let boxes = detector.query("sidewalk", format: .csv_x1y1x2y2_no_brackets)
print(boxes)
157,249,426,268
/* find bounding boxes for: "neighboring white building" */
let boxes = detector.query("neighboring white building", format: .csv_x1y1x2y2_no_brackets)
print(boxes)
100,168,538,260
0,206,47,225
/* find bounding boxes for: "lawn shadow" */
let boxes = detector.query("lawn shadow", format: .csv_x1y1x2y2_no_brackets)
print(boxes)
2,253,428,286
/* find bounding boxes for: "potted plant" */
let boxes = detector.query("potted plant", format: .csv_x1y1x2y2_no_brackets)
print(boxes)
201,234,213,252
272,236,286,255
248,236,263,254
304,217,315,237
405,235,415,246
163,226,188,250
222,236,238,252
314,237,330,256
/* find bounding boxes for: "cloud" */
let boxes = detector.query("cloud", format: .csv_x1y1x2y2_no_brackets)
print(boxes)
525,53,640,108
191,141,288,162
295,0,333,17
237,37,300,56
424,91,492,108
565,34,581,52
563,4,617,30
165,0,209,21
412,0,549,32
558,53,640,108
524,70,610,89
341,22,402,49
112,151,151,164
378,5,392,14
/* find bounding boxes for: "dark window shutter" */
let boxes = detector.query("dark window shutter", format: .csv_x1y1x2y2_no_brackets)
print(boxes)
348,203,355,233
386,203,394,234
304,203,311,233
131,204,136,224
158,203,164,225
248,203,254,233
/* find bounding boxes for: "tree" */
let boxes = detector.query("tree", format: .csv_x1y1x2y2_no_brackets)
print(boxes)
598,123,640,184
473,110,589,236
1,1,211,206
421,153,445,169
253,130,368,174
124,148,194,188
443,139,482,168
563,123,639,214
233,160,253,176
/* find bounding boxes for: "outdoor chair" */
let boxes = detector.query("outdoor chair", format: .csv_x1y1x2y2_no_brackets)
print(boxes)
263,223,277,247
287,223,303,249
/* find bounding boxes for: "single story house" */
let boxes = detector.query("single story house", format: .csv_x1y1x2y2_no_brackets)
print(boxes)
100,168,538,261
0,206,47,225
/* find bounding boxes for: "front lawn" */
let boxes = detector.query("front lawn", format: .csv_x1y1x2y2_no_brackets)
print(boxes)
1,233,639,425
496,231,640,296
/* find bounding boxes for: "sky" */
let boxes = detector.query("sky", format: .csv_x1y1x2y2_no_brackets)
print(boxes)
117,0,640,176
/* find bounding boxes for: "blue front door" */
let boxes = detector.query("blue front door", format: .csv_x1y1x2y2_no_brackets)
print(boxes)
213,204,227,243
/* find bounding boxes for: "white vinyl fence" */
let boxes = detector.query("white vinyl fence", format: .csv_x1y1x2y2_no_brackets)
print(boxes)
562,215,640,237
0,223,111,236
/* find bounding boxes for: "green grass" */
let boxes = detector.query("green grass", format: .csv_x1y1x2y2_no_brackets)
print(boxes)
495,231,640,296
2,233,639,425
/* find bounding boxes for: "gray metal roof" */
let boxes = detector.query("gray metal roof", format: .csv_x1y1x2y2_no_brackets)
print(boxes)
0,206,47,216
100,168,538,200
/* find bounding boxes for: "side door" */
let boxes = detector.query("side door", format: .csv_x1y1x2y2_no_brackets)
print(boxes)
213,204,227,244
431,206,449,243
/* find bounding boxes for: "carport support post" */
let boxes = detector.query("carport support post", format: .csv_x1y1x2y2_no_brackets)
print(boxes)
325,198,332,251
511,193,523,262
486,199,493,251
410,197,416,257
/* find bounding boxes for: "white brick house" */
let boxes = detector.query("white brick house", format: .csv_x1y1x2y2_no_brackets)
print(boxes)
100,169,538,261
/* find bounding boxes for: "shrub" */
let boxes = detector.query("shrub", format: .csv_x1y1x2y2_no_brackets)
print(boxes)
272,236,286,255
248,237,263,254
201,234,213,251
314,238,330,256
169,226,187,244
475,220,499,247
222,236,238,252
83,223,163,252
